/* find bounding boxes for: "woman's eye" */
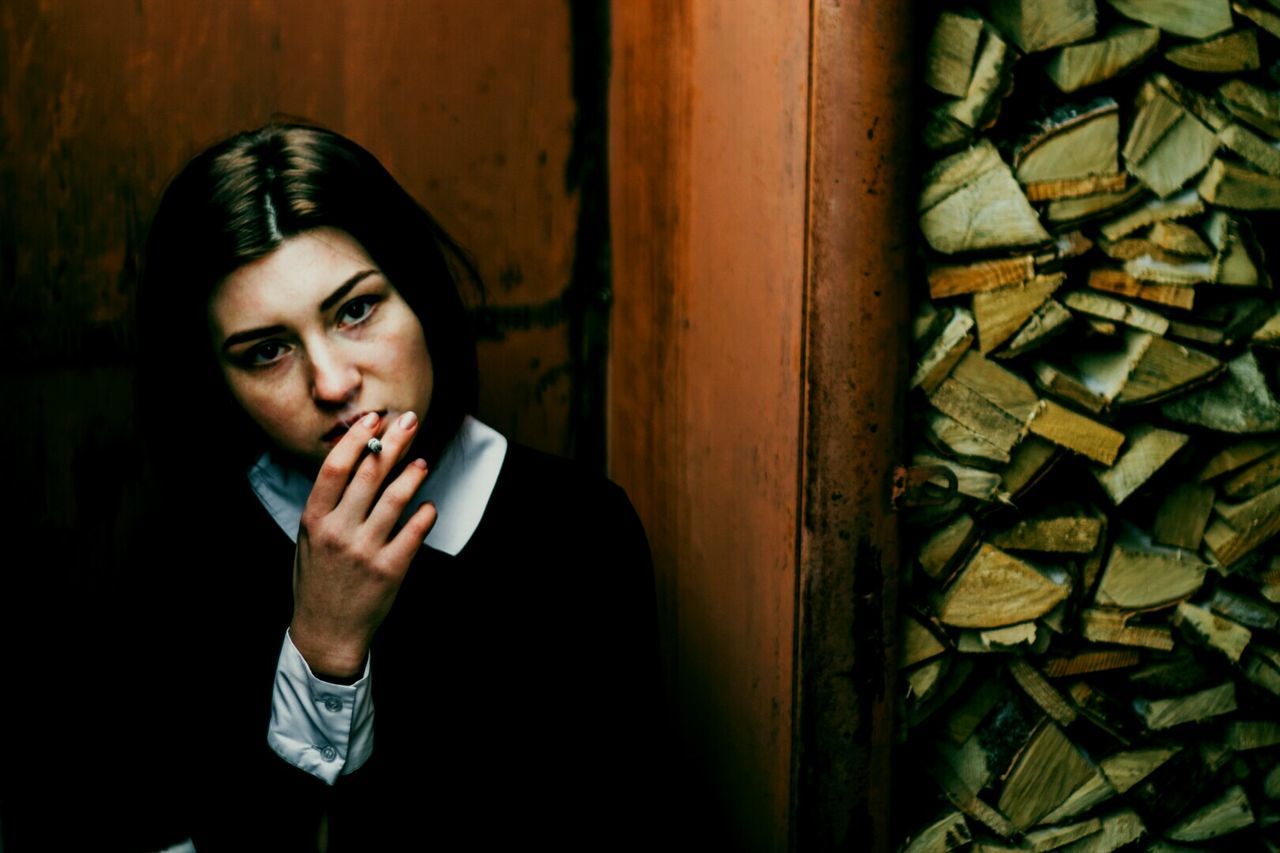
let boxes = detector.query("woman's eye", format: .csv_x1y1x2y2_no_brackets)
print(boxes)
338,295,379,325
245,341,288,366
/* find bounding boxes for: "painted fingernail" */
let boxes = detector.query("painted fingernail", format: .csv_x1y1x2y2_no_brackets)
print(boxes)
397,410,417,430
362,412,380,428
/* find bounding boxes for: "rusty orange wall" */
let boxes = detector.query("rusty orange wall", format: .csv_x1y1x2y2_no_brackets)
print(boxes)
610,3,810,849
4,0,580,453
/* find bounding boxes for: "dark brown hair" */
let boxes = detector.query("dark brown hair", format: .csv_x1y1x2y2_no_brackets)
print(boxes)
137,123,481,485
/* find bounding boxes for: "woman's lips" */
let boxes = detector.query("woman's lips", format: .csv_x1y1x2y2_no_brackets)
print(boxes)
323,410,386,443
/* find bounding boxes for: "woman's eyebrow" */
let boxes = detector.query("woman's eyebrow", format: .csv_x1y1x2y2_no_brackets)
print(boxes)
221,269,381,353
318,269,379,311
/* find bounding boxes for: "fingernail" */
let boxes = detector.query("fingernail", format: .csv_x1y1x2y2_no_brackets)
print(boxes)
362,412,380,428
412,458,427,471
397,410,417,430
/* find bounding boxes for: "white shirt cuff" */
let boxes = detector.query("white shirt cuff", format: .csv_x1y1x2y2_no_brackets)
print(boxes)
266,630,375,785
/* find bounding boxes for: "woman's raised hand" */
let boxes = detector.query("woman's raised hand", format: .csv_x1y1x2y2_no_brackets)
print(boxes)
288,410,437,679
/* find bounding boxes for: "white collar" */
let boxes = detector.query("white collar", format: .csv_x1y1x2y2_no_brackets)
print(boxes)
246,415,508,556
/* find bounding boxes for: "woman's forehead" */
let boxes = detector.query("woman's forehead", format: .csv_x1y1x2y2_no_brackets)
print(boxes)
208,228,379,329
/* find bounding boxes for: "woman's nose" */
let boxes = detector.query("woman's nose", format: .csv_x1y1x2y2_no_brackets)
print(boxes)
308,344,361,405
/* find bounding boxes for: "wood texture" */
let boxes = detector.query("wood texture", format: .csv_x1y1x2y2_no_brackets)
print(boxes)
611,4,813,848
938,544,1070,628
1044,25,1159,93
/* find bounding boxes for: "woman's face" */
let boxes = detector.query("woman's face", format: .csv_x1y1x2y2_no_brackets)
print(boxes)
208,227,434,470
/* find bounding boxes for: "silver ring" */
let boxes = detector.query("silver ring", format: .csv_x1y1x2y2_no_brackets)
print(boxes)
366,437,383,454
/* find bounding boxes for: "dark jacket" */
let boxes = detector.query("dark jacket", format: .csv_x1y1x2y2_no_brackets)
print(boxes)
12,442,658,852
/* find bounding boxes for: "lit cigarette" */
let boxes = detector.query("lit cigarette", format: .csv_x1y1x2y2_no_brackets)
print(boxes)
367,437,383,454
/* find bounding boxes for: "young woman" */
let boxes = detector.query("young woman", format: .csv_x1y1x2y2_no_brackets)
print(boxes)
123,123,658,851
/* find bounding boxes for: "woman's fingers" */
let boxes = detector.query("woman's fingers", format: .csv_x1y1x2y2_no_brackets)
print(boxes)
306,412,384,514
335,410,421,521
382,499,438,568
363,457,432,543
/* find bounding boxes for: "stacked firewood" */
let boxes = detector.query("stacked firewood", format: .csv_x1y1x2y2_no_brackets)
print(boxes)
899,2,1280,850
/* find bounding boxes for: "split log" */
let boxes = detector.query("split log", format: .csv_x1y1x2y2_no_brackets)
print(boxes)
999,436,1059,496
928,753,1019,838
903,615,949,668
1217,123,1280,176
1171,601,1252,662
1161,350,1280,433
996,721,1102,830
1008,657,1078,726
927,26,1017,149
926,11,985,97
1087,269,1195,309
906,657,948,702
1045,182,1143,224
987,0,1097,53
1094,537,1206,608
1251,306,1280,345
1208,586,1279,630
1098,746,1180,793
1223,719,1280,749
1164,29,1261,73
1090,424,1188,505
1197,437,1280,481
1220,446,1280,498
912,307,975,393
1134,681,1237,730
920,140,1050,254
994,299,1073,358
938,543,1070,628
926,409,1012,466
1044,24,1159,93
1052,808,1144,853
1098,189,1203,240
1218,78,1280,139
1021,818,1103,851
918,512,979,581
1033,362,1110,413
1198,157,1280,208
1166,319,1224,346
1027,399,1125,464
1037,771,1117,825
1013,100,1120,196
1148,221,1212,256
1122,253,1213,285
1234,2,1280,39
1062,290,1168,334
1123,81,1217,197
1105,0,1233,40
927,255,1035,299
1203,481,1280,565
1080,608,1175,650
1152,482,1216,549
1164,784,1254,841
1042,648,1142,677
988,508,1103,552
1129,336,1220,401
973,273,1065,354
950,350,1039,423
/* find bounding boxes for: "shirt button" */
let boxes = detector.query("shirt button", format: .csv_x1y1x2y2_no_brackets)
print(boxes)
320,744,338,763
324,696,343,713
